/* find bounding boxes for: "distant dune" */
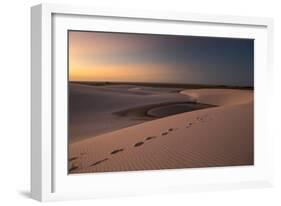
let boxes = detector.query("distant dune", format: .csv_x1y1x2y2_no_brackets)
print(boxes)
68,86,253,174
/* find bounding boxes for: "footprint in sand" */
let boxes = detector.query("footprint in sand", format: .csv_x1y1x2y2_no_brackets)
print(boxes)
145,136,157,141
195,114,211,123
69,163,79,172
168,127,179,132
110,148,124,155
134,142,144,147
196,117,201,121
90,158,109,167
186,122,193,128
161,132,169,136
199,116,207,122
69,156,78,161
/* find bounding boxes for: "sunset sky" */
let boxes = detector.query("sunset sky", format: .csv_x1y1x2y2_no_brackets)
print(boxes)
68,31,254,86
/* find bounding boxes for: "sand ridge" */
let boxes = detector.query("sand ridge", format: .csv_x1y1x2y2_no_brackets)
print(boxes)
181,89,253,106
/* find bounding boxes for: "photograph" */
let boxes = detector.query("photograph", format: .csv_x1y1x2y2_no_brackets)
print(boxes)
68,30,254,174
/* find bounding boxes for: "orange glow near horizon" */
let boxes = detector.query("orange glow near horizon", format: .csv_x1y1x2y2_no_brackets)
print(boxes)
69,63,181,82
68,31,189,83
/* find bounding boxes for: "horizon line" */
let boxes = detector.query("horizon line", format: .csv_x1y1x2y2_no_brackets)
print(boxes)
69,80,254,88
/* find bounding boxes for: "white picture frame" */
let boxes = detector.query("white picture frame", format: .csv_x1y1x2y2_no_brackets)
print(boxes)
31,3,274,202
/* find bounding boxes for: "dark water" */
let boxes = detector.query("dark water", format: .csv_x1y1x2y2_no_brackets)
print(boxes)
114,101,216,120
147,103,215,118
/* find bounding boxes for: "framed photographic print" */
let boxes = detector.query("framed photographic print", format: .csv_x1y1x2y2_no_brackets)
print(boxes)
31,3,274,201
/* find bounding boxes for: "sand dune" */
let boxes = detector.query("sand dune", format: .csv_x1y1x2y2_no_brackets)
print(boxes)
181,89,253,105
68,88,253,174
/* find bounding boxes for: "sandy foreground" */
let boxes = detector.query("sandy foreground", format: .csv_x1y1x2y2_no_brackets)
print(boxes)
69,88,253,174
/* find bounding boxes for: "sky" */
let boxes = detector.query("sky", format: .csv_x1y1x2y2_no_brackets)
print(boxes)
68,31,254,86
